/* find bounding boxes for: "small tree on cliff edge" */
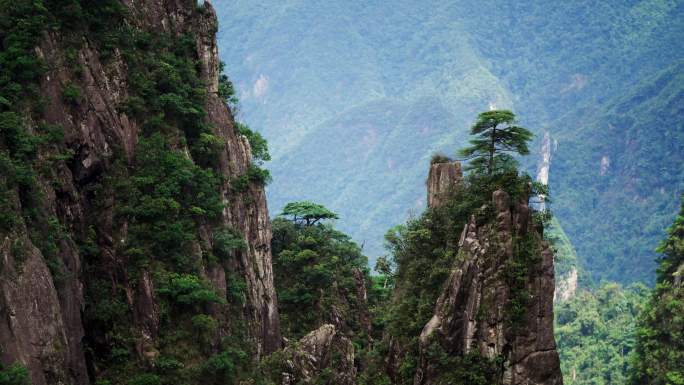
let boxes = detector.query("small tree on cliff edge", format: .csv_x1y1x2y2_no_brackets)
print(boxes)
458,110,533,175
281,201,339,226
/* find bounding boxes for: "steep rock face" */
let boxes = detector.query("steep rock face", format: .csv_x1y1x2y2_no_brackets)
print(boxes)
280,324,356,385
415,166,562,384
554,267,577,303
0,1,279,383
0,236,83,385
196,4,281,354
427,161,463,209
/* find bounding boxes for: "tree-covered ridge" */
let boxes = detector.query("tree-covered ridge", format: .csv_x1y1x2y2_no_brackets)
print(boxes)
555,283,649,385
629,197,684,384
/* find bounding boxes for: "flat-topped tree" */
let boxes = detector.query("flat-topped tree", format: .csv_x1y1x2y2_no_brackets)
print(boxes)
458,110,533,175
281,201,339,226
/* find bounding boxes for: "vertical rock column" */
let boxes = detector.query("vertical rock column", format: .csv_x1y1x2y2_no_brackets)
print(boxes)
426,161,462,209
194,1,281,354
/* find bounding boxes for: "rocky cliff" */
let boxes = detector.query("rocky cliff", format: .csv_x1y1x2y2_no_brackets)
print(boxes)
415,161,562,385
0,1,279,384
378,160,563,385
426,161,463,209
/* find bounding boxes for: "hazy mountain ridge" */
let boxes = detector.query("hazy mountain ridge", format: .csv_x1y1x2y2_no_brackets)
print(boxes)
216,0,684,283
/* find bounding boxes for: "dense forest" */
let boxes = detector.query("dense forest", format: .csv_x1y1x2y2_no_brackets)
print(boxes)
1,0,683,384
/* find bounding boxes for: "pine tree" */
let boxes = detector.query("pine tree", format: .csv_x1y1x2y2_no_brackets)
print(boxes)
458,110,533,175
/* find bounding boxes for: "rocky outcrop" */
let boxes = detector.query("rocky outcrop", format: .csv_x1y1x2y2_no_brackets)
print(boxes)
554,267,578,303
427,161,462,209
0,1,279,383
0,236,84,385
197,2,281,355
280,324,356,385
352,267,373,339
415,186,562,384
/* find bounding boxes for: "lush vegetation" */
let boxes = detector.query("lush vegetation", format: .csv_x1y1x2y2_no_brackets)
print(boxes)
271,204,371,341
0,1,270,383
629,197,684,384
0,363,29,385
215,0,684,285
354,110,546,384
555,283,649,385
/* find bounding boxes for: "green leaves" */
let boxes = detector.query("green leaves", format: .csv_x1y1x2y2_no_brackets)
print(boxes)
458,109,533,175
157,273,225,307
61,82,82,105
629,198,684,384
271,217,370,340
236,122,271,164
213,228,246,261
280,201,339,226
556,283,649,384
0,362,29,385
115,133,225,269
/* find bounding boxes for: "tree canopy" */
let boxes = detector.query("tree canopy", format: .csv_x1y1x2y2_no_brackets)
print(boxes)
458,110,533,175
280,201,339,226
629,197,684,385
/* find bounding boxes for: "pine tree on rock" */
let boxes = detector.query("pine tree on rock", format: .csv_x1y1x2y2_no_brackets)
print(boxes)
458,110,533,175
281,201,339,226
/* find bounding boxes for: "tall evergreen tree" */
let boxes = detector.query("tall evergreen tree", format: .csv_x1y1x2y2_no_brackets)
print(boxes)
458,110,533,175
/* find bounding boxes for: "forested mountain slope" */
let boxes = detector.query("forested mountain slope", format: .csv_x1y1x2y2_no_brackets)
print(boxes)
0,1,279,383
215,0,684,283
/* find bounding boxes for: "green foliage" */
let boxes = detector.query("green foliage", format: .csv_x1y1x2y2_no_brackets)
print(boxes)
215,0,684,285
503,234,541,328
458,110,533,175
157,273,225,307
61,83,82,105
218,61,239,108
430,153,452,165
227,272,248,305
280,201,339,226
114,133,224,270
654,198,684,284
0,2,265,385
192,133,225,167
0,363,29,385
555,283,649,385
373,255,394,289
424,342,501,385
212,228,246,261
153,356,183,372
236,122,271,164
629,198,684,384
367,120,547,382
545,217,580,280
191,314,218,344
230,164,272,192
128,374,160,385
271,216,371,342
200,349,249,385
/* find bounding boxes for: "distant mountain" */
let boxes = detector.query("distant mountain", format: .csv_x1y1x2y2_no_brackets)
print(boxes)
215,0,684,284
